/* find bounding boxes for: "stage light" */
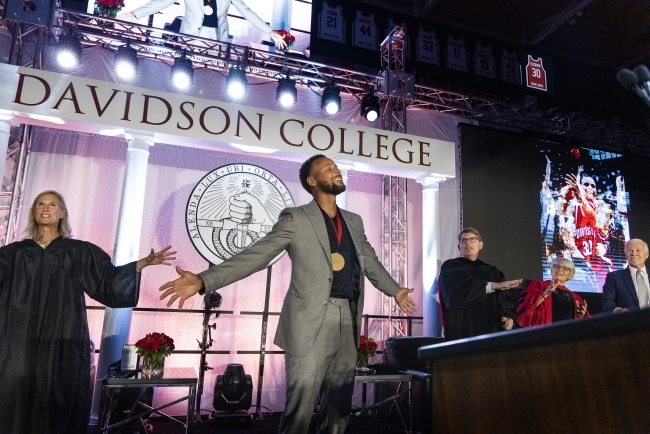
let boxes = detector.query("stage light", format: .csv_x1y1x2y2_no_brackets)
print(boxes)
226,67,247,99
55,34,82,69
321,82,341,115
114,45,138,80
276,76,297,107
213,364,253,412
360,91,380,122
171,54,194,89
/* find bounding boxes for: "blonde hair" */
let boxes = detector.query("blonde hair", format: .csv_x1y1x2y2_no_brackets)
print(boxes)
26,190,72,239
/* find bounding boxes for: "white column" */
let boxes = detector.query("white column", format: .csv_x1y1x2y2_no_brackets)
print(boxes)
334,160,355,210
0,110,19,183
417,174,444,337
90,130,154,423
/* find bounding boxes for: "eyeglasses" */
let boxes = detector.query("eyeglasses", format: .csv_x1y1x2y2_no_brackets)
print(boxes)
460,237,480,244
552,264,572,272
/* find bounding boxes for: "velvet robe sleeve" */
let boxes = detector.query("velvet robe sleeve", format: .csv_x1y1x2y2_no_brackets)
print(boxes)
439,259,499,310
79,241,140,307
516,280,551,327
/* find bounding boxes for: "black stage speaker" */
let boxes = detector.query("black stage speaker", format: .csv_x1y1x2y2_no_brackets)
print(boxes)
2,0,57,26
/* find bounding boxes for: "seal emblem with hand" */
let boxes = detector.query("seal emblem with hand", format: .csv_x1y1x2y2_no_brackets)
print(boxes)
186,164,294,265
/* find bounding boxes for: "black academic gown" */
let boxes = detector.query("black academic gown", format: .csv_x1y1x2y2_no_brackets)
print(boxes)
0,237,140,434
439,257,506,341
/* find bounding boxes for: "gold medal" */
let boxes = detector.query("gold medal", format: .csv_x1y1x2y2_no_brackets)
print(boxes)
203,5,213,14
331,252,345,271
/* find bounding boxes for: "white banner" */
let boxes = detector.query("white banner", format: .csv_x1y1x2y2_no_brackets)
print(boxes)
0,64,454,178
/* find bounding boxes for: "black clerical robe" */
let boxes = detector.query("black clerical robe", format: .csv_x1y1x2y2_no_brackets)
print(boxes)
439,257,506,341
0,237,140,434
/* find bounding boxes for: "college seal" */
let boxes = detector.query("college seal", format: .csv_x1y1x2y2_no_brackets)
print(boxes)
186,163,295,266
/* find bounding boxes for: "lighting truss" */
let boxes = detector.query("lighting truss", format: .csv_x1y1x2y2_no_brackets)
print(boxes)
1,8,649,153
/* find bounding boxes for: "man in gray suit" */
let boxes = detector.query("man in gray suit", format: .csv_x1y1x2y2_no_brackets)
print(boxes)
159,154,416,434
120,0,286,48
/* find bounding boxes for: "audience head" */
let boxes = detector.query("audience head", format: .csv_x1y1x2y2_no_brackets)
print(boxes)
625,239,649,269
458,227,483,260
551,257,575,282
26,190,72,239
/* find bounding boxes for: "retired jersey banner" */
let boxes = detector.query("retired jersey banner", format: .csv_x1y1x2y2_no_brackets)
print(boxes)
352,11,378,50
317,1,345,43
525,55,547,91
474,42,495,79
446,36,468,72
501,49,520,84
416,27,440,65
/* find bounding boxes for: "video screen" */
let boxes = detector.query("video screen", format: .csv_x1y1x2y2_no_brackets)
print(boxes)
539,148,628,292
92,0,312,54
460,124,650,293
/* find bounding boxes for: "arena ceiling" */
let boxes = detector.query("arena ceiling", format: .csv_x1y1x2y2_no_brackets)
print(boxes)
358,0,650,71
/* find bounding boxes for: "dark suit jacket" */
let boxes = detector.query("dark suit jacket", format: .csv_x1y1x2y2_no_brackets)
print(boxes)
601,268,641,313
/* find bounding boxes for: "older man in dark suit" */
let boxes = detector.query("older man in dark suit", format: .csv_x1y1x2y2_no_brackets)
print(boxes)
158,154,416,434
601,238,650,313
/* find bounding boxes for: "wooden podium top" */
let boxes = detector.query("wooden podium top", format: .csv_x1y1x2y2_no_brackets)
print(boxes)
418,308,650,363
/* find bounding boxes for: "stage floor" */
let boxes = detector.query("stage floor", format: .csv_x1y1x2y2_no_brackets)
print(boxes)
89,411,411,434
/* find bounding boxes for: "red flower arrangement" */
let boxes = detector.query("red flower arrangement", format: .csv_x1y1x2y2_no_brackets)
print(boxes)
135,332,175,370
357,335,377,371
95,0,125,17
274,29,296,51
358,335,378,357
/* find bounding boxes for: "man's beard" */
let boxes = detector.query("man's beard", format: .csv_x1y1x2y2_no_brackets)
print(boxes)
318,179,346,195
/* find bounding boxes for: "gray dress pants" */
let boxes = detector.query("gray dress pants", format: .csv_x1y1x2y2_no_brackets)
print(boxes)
279,298,357,434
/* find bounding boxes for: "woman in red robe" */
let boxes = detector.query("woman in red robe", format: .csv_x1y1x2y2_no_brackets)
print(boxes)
517,257,590,327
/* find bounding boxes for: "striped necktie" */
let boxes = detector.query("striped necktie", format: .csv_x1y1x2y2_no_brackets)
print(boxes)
636,269,649,308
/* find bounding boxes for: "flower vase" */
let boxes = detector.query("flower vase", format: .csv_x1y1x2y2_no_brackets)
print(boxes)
95,7,117,26
356,353,371,372
141,354,165,379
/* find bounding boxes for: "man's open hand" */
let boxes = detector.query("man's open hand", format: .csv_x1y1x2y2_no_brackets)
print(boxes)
159,266,204,309
395,287,416,314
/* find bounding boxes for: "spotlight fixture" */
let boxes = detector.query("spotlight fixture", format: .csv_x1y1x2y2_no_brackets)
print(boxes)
321,82,341,115
171,54,194,89
113,44,138,80
360,91,380,122
55,34,82,69
276,76,297,107
226,66,247,99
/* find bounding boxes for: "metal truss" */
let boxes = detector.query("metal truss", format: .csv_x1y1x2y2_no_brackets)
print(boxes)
377,28,409,341
0,8,646,151
379,175,409,340
1,125,30,246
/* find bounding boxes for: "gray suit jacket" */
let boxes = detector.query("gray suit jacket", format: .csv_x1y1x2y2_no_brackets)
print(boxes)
198,200,400,357
132,0,271,41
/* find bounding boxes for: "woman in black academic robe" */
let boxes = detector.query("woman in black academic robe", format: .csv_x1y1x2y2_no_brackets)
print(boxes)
0,190,175,434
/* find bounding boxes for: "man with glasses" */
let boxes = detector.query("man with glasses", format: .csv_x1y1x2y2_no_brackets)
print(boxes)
439,228,522,340
601,238,650,313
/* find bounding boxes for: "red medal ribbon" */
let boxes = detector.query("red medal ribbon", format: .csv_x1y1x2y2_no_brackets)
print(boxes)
331,210,342,247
